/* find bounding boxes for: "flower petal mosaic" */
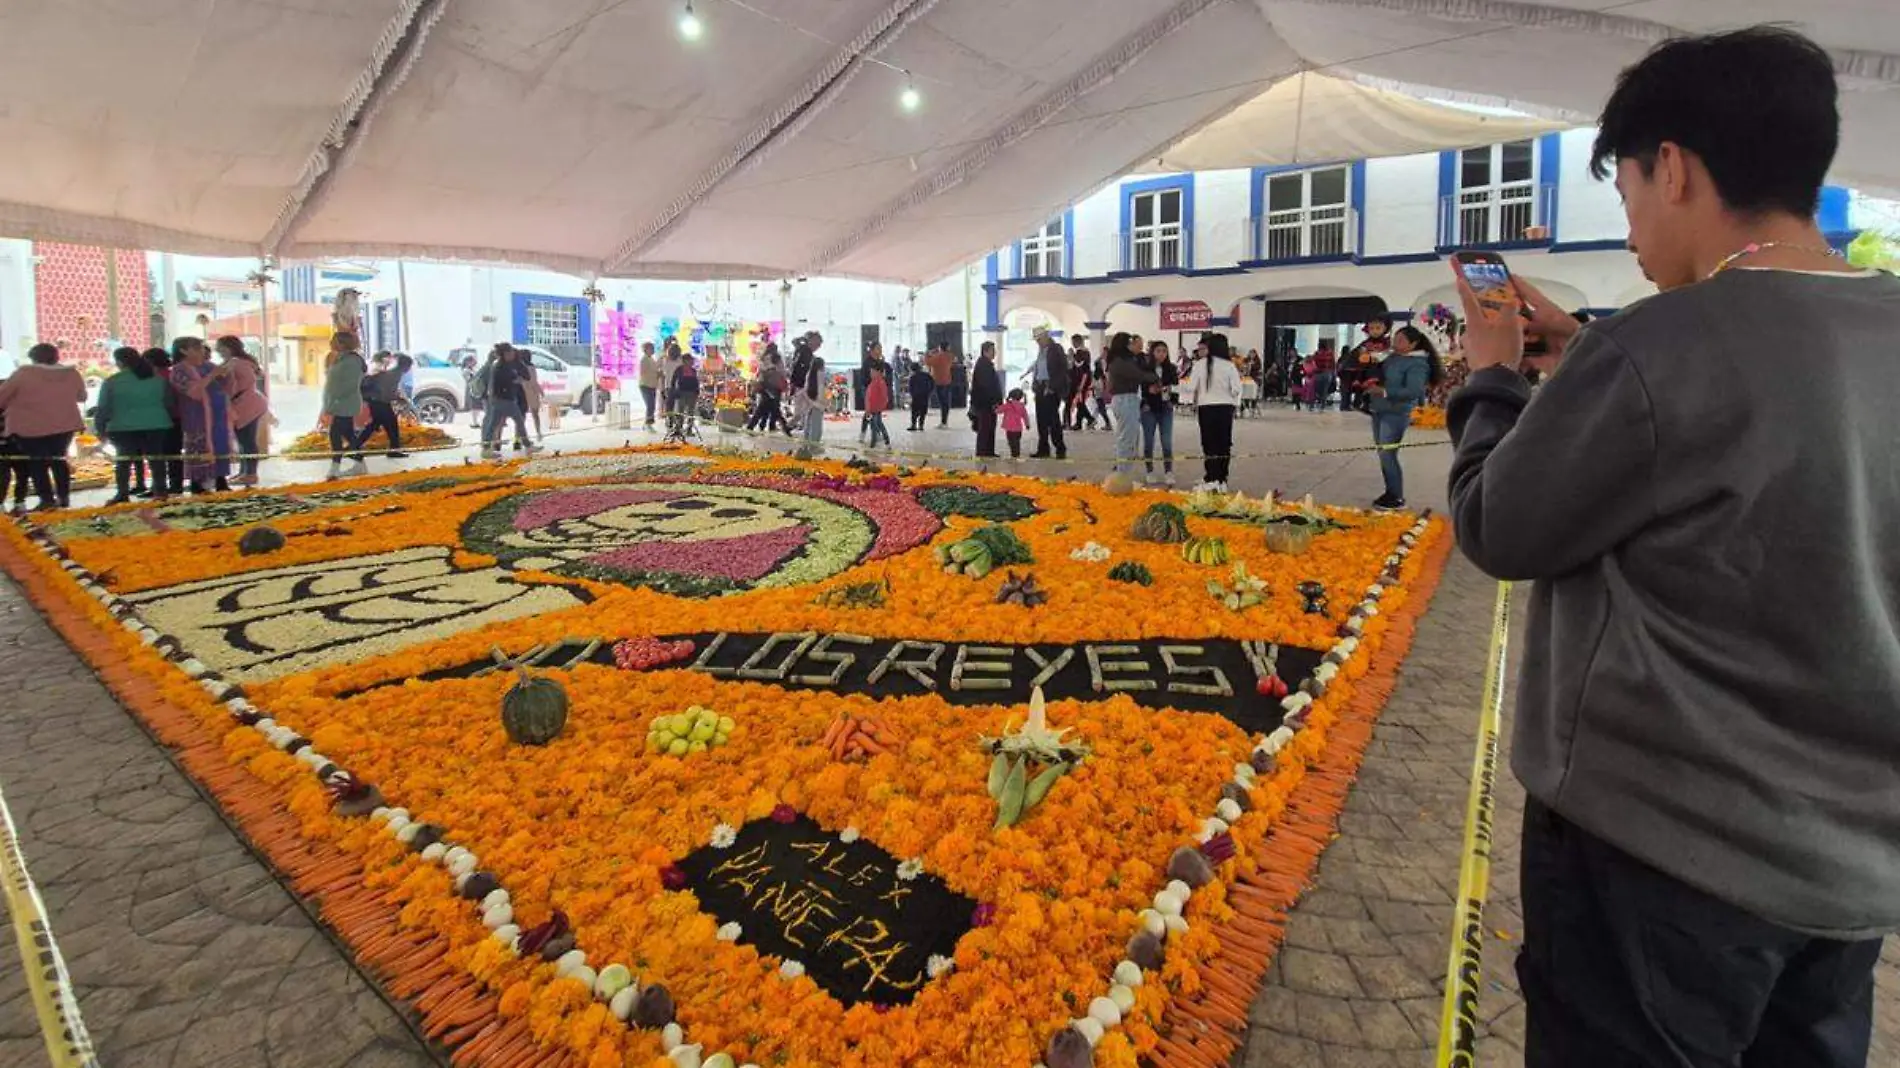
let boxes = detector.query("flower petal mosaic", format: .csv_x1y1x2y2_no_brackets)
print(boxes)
0,446,1449,1068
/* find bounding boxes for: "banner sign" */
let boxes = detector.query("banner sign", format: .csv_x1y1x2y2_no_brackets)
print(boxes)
1159,301,1213,330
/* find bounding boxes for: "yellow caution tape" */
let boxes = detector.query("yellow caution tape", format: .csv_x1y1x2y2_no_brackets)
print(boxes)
1435,580,1513,1068
0,779,99,1068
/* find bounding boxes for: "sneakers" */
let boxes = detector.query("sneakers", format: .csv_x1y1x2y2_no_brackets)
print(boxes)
326,462,342,482
1372,494,1405,511
1192,481,1229,494
385,451,409,459
1162,473,1176,488
342,459,369,477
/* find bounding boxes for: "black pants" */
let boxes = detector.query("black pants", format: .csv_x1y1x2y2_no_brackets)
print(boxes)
972,408,998,457
163,426,185,496
19,432,75,507
934,384,951,425
329,415,362,463
748,393,787,433
1197,405,1233,484
355,401,401,453
1,437,27,506
1033,392,1067,457
1519,800,1882,1068
910,394,931,430
1006,431,1022,458
234,419,262,478
110,430,168,498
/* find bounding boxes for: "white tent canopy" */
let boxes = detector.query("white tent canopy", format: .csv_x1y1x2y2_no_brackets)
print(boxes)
1,0,1895,286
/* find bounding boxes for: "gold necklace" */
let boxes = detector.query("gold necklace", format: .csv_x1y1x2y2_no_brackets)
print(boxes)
1707,241,1844,279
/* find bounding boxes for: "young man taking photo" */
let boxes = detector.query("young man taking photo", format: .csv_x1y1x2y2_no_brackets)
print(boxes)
1447,27,1899,1067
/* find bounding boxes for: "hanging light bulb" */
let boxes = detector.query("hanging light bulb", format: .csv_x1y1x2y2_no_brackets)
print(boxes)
679,0,703,40
899,74,921,113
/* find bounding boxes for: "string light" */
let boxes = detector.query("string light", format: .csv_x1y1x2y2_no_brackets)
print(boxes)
679,0,703,41
899,73,921,113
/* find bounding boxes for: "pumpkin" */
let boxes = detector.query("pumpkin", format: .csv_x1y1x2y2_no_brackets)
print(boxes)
496,647,568,745
1100,472,1136,496
1130,503,1190,543
238,525,287,556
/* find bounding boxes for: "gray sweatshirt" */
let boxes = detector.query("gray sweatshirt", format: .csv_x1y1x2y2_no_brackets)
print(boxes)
1447,267,1900,939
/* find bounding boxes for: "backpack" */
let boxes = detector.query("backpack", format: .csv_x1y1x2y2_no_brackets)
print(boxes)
469,361,494,402
789,348,813,392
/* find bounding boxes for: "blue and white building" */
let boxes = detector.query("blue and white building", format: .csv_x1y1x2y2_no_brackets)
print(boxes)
984,128,1879,361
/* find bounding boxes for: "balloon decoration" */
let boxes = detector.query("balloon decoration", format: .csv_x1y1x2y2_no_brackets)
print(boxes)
593,307,785,379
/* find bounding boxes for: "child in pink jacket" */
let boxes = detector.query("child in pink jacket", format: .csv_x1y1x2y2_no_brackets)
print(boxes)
999,388,1030,459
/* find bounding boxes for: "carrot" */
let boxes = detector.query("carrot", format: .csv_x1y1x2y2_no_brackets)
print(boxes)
858,737,887,756
819,718,846,748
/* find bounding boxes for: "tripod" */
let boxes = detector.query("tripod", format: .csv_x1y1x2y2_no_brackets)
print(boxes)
662,408,700,446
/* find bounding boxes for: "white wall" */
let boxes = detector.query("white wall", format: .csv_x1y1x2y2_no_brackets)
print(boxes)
1555,127,1627,244
1001,246,1653,328
341,261,981,360
1072,183,1121,278
1360,154,1440,257
0,239,36,356
1195,169,1252,268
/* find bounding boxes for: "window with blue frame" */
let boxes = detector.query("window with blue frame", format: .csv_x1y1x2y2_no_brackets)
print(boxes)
1446,139,1550,246
1127,186,1185,270
511,293,590,347
1021,217,1065,277
1260,165,1351,260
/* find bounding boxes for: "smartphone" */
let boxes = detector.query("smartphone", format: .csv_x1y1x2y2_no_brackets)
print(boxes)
1451,251,1520,320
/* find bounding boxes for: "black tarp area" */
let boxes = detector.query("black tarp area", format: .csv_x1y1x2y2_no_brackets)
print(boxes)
675,815,976,1007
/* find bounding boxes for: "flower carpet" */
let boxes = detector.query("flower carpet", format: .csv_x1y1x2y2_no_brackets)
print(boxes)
0,446,1449,1068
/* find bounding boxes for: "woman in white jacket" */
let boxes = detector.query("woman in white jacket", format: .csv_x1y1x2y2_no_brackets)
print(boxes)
1186,332,1242,491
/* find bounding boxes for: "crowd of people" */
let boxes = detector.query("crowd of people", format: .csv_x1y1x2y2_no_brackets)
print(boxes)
694,321,1442,508
0,334,275,512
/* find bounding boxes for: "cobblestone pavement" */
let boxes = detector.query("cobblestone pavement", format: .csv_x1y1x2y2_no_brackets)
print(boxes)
0,596,439,1067
2,404,1892,1068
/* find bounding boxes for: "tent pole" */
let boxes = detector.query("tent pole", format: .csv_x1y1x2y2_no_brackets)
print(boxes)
398,259,412,350
105,248,120,347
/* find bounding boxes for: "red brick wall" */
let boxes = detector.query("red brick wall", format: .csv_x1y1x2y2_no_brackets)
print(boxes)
32,243,151,375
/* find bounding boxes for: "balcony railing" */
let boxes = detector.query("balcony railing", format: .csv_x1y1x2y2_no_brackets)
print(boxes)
1117,225,1185,272
1249,204,1358,262
1439,182,1557,248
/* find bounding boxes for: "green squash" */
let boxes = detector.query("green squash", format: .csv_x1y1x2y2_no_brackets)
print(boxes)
238,525,287,556
1130,503,1190,544
497,649,568,745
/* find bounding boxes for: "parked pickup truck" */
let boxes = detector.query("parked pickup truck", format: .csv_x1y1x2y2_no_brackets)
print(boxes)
406,346,614,425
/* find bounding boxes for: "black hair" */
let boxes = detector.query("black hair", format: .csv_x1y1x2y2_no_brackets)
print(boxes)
27,343,60,365
1202,333,1231,361
170,336,202,361
396,354,414,371
1591,27,1837,216
113,345,155,379
1394,326,1445,386
333,330,360,351
1106,332,1136,363
143,346,172,370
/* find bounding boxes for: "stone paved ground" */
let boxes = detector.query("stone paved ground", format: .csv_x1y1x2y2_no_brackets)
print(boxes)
0,594,439,1066
1,402,1893,1067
